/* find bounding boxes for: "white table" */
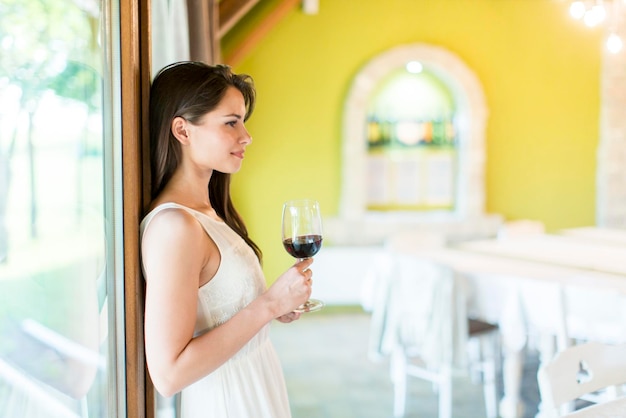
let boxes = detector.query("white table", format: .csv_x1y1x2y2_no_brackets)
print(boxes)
565,396,626,417
456,234,626,275
371,247,626,418
559,226,626,247
316,244,626,418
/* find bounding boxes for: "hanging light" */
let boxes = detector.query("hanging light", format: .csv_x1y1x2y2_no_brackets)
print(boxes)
607,32,623,53
570,1,587,19
569,0,624,54
584,3,607,27
406,61,423,74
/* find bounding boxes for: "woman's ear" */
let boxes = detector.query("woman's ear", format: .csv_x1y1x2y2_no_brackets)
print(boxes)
171,116,190,144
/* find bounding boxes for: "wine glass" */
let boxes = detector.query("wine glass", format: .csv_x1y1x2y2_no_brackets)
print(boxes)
281,199,324,313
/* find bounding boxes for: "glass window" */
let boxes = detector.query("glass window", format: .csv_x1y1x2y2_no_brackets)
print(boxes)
365,66,458,212
0,0,121,417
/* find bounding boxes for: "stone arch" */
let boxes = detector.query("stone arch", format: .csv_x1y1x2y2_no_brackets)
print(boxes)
326,44,496,245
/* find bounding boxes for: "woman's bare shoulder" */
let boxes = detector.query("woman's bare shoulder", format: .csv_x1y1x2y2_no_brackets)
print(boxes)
144,205,203,242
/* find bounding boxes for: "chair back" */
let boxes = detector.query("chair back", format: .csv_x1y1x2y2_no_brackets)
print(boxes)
538,341,626,415
497,219,545,240
368,253,468,369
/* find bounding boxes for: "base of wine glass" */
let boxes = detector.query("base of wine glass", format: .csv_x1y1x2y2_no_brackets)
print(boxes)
293,298,324,313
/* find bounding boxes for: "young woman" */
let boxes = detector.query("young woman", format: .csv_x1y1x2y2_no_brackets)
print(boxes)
140,61,313,417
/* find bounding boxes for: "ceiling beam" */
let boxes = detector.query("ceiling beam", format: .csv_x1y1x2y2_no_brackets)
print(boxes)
218,0,263,38
223,0,299,66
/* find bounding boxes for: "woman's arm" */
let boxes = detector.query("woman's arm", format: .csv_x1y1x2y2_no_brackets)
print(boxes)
141,209,312,397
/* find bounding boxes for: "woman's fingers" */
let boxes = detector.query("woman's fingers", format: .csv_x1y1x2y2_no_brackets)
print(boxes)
278,311,301,323
294,257,314,272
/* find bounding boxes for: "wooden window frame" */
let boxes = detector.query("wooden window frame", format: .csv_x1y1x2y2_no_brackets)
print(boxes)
120,1,152,417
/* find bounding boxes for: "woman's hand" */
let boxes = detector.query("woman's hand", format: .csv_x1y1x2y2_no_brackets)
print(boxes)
264,258,314,318
275,311,302,323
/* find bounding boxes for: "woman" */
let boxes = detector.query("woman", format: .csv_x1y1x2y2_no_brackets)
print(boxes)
140,61,313,417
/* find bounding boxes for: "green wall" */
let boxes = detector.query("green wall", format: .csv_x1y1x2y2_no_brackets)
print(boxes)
222,0,603,283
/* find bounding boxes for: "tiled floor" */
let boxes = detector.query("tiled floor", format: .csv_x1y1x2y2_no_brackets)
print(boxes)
271,309,541,418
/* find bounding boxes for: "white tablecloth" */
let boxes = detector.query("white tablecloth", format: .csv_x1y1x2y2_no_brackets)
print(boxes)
340,244,626,418
458,234,626,275
559,226,626,247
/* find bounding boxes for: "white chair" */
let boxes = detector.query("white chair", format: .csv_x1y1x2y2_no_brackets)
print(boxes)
537,341,626,417
368,254,499,418
497,219,545,240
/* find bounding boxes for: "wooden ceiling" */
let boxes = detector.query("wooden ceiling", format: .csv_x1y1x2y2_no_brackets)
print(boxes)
219,0,264,37
218,0,301,65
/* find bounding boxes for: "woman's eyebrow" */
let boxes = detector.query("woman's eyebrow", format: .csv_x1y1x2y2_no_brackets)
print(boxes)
222,113,243,119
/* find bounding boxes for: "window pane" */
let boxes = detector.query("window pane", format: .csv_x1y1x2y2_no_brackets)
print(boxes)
365,68,458,212
0,0,118,416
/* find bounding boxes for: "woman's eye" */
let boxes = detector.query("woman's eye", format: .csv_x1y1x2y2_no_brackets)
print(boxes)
226,121,237,127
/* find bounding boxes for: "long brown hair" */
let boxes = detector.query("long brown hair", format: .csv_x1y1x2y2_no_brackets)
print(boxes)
149,61,262,261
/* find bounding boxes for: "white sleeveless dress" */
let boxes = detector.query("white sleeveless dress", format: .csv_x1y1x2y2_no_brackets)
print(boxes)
140,202,292,418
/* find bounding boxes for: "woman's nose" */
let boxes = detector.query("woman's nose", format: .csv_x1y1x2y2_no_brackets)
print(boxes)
240,126,252,144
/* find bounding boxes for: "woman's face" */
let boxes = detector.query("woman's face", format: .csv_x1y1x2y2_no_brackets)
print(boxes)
184,86,252,174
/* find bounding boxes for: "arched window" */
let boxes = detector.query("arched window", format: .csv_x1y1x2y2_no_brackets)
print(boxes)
365,65,457,212
326,44,497,245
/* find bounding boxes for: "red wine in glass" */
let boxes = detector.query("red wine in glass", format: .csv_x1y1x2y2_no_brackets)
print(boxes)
281,199,324,313
282,234,323,259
